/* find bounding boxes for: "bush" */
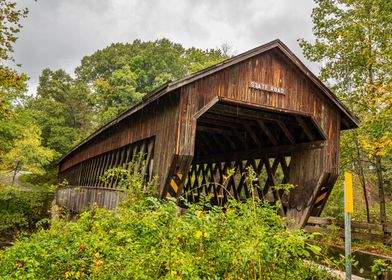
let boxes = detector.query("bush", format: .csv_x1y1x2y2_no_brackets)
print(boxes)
19,167,58,191
0,194,335,279
0,183,53,242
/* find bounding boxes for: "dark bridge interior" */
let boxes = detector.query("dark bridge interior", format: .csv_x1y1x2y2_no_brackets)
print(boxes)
183,102,327,212
193,103,326,161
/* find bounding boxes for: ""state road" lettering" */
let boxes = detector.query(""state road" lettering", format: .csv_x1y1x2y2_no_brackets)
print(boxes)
248,81,285,95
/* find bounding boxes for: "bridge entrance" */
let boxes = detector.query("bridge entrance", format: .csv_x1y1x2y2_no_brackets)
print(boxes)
176,101,327,216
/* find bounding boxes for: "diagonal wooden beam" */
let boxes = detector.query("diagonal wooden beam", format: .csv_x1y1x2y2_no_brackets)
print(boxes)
196,125,235,136
198,133,215,154
243,123,262,148
194,136,208,155
198,115,244,129
276,121,295,144
222,134,237,150
210,104,299,125
256,120,278,146
278,156,290,183
230,127,248,150
296,116,315,141
211,134,227,153
194,141,326,163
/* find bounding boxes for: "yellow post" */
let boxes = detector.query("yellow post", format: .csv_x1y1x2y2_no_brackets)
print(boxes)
345,172,353,214
344,171,353,280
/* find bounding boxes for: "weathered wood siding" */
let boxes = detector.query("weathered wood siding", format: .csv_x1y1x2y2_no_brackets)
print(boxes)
56,186,127,212
175,48,342,225
59,92,181,190
177,49,340,173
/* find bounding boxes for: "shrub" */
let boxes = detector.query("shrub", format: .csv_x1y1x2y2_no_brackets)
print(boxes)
19,167,58,191
0,195,335,279
0,183,53,242
0,164,336,279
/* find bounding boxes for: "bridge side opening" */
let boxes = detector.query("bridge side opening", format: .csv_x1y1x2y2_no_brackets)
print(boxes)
182,102,326,215
57,137,155,212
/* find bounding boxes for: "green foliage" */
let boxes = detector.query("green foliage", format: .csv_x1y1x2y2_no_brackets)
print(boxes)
27,69,94,155
19,167,59,192
371,259,392,278
0,0,28,119
0,107,34,162
93,65,143,123
1,124,56,175
0,196,334,279
76,38,229,124
0,166,334,279
0,183,52,242
76,39,228,92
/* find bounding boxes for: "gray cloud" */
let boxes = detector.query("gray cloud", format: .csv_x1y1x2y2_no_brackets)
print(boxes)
13,0,319,94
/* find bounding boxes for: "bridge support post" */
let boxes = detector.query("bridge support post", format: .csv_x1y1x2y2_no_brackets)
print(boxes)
161,154,193,199
286,148,337,228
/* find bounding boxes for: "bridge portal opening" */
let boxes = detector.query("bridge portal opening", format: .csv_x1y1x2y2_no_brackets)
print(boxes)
182,101,326,214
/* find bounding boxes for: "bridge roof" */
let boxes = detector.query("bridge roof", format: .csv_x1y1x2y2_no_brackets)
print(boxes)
59,39,359,163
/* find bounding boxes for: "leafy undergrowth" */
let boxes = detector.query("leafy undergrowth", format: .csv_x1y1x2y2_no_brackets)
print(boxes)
0,196,335,279
352,242,392,257
309,223,392,257
0,183,53,244
18,167,58,192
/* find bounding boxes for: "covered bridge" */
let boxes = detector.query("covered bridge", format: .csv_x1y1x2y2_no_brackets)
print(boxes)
57,39,358,227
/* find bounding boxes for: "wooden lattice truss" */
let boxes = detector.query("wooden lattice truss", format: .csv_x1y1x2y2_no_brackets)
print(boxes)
183,156,290,213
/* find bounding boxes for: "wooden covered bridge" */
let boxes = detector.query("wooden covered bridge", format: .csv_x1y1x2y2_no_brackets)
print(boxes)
57,40,358,227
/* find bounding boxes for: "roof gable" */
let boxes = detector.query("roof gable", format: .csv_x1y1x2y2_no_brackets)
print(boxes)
59,39,358,163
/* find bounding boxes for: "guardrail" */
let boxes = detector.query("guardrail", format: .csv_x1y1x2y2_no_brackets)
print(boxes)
56,186,127,212
305,216,392,244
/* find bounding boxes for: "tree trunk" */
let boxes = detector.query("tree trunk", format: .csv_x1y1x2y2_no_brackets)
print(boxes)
367,59,386,226
352,130,371,223
11,161,21,186
375,156,386,225
359,174,370,223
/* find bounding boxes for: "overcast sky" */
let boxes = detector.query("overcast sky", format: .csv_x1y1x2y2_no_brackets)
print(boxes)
13,0,319,94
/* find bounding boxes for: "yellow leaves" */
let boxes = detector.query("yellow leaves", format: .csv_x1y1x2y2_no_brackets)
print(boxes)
170,271,182,280
362,135,392,157
65,271,85,279
93,252,103,267
223,168,235,181
195,230,203,239
194,230,209,239
93,78,111,91
195,210,202,218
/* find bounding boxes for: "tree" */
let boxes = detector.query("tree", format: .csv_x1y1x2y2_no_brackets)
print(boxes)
75,39,229,124
0,0,28,119
93,65,143,124
28,69,94,155
0,107,34,162
300,0,392,223
2,124,55,184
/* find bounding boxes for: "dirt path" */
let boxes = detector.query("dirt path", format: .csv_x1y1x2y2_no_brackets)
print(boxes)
0,170,32,191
